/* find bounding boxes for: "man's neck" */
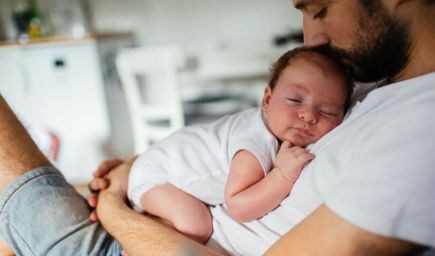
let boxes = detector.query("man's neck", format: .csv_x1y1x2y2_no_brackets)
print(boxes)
392,5,435,83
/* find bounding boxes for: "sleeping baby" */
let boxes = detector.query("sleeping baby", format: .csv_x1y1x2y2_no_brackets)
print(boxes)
126,46,353,254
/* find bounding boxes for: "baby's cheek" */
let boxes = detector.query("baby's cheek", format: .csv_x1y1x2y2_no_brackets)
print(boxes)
317,124,337,138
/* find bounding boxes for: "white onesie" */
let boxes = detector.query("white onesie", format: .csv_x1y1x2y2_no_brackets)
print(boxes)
128,107,279,211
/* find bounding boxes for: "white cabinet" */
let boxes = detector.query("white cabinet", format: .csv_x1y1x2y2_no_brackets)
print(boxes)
0,36,132,183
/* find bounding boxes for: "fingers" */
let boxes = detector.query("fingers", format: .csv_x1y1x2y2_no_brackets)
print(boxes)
279,143,306,157
87,174,113,221
289,147,306,156
275,141,316,182
297,152,315,165
89,177,109,192
289,146,314,164
280,140,294,149
87,178,109,222
276,146,315,170
278,152,315,181
88,193,98,208
87,193,100,221
93,158,124,177
287,153,312,180
89,210,99,222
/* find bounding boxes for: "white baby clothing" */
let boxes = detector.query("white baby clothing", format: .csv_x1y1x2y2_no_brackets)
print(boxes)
208,72,435,255
128,107,279,211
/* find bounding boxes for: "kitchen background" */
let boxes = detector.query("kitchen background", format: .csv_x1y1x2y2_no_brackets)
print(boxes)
1,0,301,47
0,0,303,184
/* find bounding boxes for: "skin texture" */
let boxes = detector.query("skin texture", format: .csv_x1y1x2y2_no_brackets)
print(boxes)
0,96,51,196
265,204,421,256
0,240,14,256
139,183,213,243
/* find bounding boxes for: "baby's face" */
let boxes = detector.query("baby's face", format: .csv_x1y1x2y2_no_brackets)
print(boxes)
262,57,348,147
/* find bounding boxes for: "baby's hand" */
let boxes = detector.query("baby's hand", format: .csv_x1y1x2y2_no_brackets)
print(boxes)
275,141,315,183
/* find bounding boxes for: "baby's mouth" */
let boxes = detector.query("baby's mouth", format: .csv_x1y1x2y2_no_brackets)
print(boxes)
295,127,314,137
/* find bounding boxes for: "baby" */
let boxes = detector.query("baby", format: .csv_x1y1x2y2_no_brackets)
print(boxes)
127,46,353,244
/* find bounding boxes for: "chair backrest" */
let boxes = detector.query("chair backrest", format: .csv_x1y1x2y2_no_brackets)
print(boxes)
116,45,186,154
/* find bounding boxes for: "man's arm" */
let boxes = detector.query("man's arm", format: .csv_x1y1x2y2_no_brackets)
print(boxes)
93,161,422,256
0,240,14,256
265,204,424,256
0,95,51,194
95,163,223,256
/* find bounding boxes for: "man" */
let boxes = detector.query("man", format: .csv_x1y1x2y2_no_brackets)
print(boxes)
263,0,435,254
0,0,434,255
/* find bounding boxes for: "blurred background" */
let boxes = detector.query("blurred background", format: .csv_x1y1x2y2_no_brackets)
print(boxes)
0,0,303,184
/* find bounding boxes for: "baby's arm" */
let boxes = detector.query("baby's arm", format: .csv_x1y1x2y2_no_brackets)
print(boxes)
224,141,314,223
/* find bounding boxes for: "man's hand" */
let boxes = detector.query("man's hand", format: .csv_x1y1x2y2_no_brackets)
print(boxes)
95,161,132,223
275,141,314,183
87,158,126,221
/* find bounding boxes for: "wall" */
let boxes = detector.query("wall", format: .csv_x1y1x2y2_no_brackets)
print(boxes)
1,0,302,50
90,0,302,50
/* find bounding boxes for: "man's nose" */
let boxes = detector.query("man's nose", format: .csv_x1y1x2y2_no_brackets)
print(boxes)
303,17,330,47
298,107,317,124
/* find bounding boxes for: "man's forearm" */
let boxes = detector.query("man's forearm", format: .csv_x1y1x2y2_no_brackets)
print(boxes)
265,204,422,256
97,190,221,256
0,95,50,195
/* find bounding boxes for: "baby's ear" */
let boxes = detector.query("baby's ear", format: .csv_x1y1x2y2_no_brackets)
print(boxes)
261,85,273,112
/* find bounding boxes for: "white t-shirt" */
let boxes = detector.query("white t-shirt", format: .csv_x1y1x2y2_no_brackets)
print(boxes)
210,72,435,255
128,108,279,211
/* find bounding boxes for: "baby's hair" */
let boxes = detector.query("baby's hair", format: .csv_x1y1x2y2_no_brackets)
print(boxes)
268,46,354,113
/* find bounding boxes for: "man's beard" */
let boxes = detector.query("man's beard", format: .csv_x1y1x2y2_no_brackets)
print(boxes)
322,5,412,83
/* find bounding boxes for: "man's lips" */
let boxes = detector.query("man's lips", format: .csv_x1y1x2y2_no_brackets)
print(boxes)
294,127,314,137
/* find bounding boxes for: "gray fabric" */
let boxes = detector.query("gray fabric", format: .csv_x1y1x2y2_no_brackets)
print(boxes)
0,166,120,256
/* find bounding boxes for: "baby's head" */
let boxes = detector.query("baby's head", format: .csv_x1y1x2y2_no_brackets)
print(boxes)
262,46,353,147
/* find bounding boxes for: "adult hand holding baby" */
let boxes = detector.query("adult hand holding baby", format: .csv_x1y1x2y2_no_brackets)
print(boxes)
87,157,133,221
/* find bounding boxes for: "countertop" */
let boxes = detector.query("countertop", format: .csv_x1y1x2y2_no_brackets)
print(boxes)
0,32,134,48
